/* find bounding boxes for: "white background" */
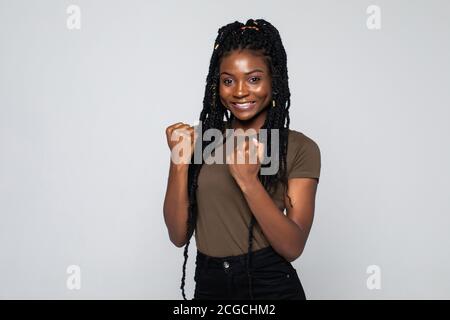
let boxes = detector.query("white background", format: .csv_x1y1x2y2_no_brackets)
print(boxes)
1,0,449,299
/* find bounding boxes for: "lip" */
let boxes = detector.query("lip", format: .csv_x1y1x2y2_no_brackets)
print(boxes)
231,101,256,111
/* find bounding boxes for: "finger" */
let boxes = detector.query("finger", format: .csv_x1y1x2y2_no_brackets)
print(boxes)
170,122,185,130
236,146,246,164
258,141,265,163
173,125,191,136
226,146,235,164
252,138,264,163
171,129,192,144
244,139,250,152
173,123,190,131
167,122,186,135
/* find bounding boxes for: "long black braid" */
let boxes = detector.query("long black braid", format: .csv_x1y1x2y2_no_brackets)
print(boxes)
180,18,294,300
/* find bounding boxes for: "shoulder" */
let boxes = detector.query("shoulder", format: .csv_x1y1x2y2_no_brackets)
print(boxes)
285,129,321,180
287,129,320,155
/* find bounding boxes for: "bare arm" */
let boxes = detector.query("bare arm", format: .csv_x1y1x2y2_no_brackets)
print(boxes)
227,138,318,261
163,122,196,247
163,162,189,247
239,177,318,262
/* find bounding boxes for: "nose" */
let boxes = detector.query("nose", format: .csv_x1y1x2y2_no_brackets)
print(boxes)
233,80,249,98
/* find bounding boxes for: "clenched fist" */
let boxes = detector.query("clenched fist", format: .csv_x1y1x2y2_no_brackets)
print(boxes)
165,122,198,165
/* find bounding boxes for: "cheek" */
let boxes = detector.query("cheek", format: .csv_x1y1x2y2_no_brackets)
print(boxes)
219,85,231,99
252,83,272,100
219,87,230,105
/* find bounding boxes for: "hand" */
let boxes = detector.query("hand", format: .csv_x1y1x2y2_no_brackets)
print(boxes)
226,136,265,189
165,122,198,165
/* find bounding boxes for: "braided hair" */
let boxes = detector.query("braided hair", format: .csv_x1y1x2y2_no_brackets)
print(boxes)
180,18,293,300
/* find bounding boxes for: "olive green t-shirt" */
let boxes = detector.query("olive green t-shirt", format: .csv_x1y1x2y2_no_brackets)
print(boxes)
194,128,321,257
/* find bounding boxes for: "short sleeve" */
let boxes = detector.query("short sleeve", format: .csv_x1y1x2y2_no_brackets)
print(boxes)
287,132,321,182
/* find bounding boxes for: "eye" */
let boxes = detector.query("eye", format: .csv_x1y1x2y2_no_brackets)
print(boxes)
222,78,233,86
249,76,261,83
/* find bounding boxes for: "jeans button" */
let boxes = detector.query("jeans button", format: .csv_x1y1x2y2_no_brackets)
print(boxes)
223,261,230,269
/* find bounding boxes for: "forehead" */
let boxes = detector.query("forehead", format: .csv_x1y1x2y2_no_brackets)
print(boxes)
219,49,269,72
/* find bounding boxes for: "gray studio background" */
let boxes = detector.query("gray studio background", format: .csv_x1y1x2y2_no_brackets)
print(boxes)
1,0,449,299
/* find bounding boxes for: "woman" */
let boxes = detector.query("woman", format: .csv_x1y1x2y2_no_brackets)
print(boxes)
164,19,321,300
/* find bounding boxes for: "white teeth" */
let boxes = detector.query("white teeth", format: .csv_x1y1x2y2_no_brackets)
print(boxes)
233,102,255,109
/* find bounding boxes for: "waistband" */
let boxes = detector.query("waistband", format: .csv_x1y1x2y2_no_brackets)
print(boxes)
195,245,287,270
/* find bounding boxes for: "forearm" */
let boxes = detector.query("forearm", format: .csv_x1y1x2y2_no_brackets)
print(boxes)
239,177,307,261
163,162,189,247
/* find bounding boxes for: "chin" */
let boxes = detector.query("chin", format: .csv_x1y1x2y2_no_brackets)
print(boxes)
233,113,257,121
226,107,255,118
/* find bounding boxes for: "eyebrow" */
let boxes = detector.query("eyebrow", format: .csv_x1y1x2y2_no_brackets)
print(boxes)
220,69,265,76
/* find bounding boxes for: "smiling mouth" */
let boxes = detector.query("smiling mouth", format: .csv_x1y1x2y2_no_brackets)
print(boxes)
231,101,256,110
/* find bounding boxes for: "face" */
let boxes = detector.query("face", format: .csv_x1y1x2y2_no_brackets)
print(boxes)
219,49,272,124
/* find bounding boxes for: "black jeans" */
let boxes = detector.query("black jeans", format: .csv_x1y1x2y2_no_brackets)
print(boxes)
193,245,306,300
